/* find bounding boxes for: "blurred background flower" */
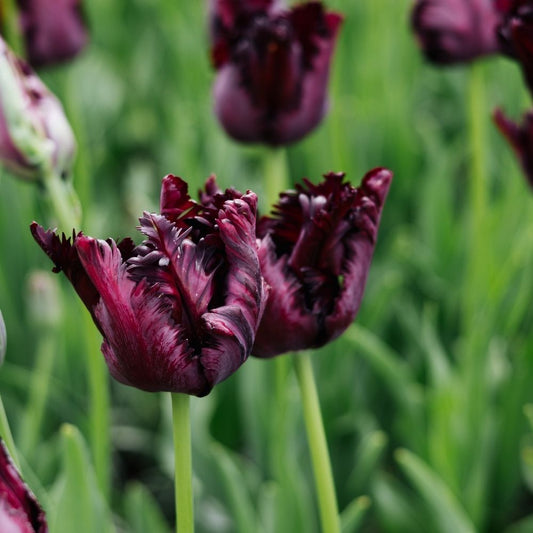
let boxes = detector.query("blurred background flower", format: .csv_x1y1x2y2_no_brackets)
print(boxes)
411,0,501,64
0,36,76,181
210,0,342,145
16,0,88,68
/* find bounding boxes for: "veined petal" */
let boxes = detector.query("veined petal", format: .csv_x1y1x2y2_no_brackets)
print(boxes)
75,236,212,396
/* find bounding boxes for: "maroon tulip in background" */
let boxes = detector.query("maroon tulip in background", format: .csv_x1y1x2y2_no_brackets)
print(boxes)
17,0,88,68
252,168,393,358
31,175,266,397
411,0,501,64
497,0,533,94
494,108,533,187
210,0,343,145
0,439,48,533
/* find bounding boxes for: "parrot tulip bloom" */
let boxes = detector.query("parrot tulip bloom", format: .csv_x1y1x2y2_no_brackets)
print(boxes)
210,0,343,145
0,37,76,181
252,168,392,358
0,439,48,532
411,0,501,64
31,175,266,397
17,0,88,68
494,108,533,187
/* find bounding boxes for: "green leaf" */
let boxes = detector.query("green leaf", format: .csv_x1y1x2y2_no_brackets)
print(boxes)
48,424,114,533
395,449,476,533
340,495,371,533
123,482,170,533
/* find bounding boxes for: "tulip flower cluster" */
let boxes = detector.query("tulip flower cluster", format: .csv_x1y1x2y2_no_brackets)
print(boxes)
32,168,392,394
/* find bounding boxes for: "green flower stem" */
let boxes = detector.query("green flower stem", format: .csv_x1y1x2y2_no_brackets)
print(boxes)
1,0,25,57
0,395,20,471
293,352,340,533
42,169,81,231
262,147,289,210
83,308,111,501
19,331,55,456
171,392,194,533
464,62,487,332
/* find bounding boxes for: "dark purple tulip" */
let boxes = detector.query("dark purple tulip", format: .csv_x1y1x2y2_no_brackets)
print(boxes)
252,168,392,358
411,0,501,64
210,0,343,145
0,439,48,532
0,36,76,181
17,0,88,68
496,0,533,93
494,107,533,187
31,175,266,397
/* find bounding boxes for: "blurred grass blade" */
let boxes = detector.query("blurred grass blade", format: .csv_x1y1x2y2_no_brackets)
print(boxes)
348,430,387,493
340,495,371,533
211,442,259,533
504,514,533,533
49,424,114,533
346,324,420,408
124,482,171,533
395,449,475,533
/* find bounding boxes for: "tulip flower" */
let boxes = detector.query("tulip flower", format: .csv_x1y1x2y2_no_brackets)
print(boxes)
411,0,501,64
210,0,343,145
494,108,533,187
31,175,266,397
0,36,76,181
497,0,533,94
0,439,48,532
252,167,392,358
16,0,88,68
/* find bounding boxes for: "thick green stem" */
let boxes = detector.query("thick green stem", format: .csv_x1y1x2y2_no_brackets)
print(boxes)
171,393,194,533
0,395,20,471
83,308,111,501
293,352,340,533
464,63,487,332
262,147,289,210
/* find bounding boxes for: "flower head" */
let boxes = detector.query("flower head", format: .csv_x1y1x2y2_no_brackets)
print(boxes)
31,175,266,397
0,37,76,181
411,0,501,64
252,168,392,358
497,0,533,93
494,107,533,187
210,0,343,145
17,0,88,68
0,439,48,532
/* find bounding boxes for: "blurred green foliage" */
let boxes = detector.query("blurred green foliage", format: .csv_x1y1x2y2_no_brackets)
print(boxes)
2,0,533,531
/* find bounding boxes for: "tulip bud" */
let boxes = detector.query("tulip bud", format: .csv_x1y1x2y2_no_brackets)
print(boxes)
210,0,343,145
17,0,89,68
0,36,76,181
0,310,6,365
26,270,62,329
411,0,501,64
